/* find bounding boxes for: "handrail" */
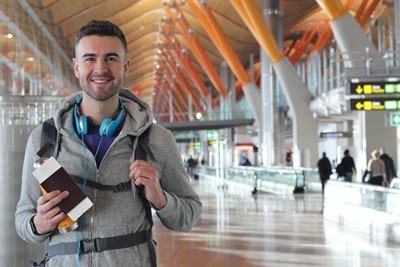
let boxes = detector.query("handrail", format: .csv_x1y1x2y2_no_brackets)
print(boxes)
390,178,400,189
325,180,400,213
197,165,318,194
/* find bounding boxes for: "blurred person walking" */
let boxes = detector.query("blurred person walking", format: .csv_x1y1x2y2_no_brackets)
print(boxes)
338,149,356,182
317,152,332,195
367,149,388,186
379,147,396,185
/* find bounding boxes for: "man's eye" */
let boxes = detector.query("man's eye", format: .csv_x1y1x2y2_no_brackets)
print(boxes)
106,56,118,62
84,57,95,62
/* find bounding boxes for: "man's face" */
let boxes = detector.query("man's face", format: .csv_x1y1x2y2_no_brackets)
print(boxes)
73,35,130,101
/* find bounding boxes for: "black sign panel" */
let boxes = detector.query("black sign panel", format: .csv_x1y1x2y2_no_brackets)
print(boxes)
319,131,352,138
350,98,400,111
350,81,400,95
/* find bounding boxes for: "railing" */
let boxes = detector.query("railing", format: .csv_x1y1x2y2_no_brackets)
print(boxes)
325,181,400,213
198,164,400,244
197,165,322,194
303,48,400,98
390,178,400,189
324,180,400,244
0,96,62,125
197,165,349,195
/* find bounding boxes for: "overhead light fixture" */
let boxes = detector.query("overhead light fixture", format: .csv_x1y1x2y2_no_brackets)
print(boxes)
6,33,13,39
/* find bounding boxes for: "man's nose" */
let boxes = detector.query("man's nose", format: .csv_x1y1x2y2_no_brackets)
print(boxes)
94,60,109,72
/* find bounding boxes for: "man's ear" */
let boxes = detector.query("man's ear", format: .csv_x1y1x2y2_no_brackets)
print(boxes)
123,59,130,78
72,58,79,78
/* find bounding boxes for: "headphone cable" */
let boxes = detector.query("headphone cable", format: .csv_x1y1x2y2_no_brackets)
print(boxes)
76,134,104,266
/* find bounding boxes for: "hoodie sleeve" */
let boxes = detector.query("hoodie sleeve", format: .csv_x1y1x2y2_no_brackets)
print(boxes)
148,125,202,232
15,127,52,244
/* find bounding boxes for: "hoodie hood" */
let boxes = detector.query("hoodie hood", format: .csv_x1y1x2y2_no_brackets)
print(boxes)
52,88,153,137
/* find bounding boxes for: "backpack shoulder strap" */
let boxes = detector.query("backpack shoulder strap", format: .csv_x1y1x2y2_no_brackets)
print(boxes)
37,118,59,159
134,125,155,161
132,125,157,267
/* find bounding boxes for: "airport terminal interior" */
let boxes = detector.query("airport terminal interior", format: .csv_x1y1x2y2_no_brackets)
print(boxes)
2,0,400,266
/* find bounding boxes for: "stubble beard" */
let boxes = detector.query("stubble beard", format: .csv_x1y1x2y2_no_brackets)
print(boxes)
80,76,123,102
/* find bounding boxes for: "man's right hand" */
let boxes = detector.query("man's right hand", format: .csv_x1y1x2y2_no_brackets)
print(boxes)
33,190,69,234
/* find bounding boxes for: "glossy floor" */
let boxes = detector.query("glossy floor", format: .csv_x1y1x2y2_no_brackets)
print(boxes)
153,178,400,267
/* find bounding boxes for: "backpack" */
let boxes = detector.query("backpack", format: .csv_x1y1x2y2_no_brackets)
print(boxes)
35,118,157,267
336,162,345,177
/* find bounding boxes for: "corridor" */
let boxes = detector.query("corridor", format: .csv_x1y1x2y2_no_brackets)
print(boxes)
154,178,400,267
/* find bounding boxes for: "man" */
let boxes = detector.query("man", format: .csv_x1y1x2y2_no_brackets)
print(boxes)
379,147,397,185
317,152,332,194
15,20,202,266
339,149,356,182
187,155,197,178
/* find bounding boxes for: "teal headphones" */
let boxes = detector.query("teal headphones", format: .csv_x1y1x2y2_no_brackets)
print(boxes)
73,96,124,137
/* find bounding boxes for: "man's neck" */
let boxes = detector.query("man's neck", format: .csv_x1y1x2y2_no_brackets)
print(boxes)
79,95,120,126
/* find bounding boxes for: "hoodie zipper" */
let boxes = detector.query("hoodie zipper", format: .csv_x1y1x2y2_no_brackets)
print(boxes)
87,138,121,266
88,169,99,266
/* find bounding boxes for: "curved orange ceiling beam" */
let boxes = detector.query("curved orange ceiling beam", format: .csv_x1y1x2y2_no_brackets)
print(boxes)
285,39,297,57
355,0,368,21
160,24,210,102
186,0,250,87
174,69,205,113
230,0,285,64
161,79,188,122
311,22,332,52
179,51,210,100
290,21,322,63
315,0,347,22
168,38,210,103
360,0,380,27
164,71,188,111
165,7,228,98
161,50,205,113
166,60,205,114
289,32,308,63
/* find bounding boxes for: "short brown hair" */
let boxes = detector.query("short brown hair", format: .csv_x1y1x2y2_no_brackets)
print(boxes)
75,20,127,56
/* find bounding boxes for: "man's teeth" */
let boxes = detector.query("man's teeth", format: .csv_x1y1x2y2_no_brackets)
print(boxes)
93,79,108,83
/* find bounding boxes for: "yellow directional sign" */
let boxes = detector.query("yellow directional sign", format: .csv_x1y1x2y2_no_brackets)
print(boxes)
350,98,400,111
350,81,400,95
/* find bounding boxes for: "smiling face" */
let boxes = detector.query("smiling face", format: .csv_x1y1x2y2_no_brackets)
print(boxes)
73,35,130,101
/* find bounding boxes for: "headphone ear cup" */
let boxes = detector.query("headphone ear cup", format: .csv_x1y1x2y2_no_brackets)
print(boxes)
79,116,88,136
99,103,124,136
100,118,112,136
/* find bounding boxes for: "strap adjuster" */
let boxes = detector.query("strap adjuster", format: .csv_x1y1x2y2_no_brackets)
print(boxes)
81,239,101,254
114,182,131,192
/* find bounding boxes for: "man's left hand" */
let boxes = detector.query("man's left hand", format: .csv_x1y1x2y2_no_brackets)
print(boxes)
129,159,167,209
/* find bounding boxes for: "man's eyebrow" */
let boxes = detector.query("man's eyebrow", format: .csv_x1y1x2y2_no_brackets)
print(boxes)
82,53,96,58
81,53,120,58
104,53,120,58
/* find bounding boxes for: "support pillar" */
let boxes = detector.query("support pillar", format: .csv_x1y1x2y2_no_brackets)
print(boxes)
396,0,400,67
260,0,285,166
316,0,384,68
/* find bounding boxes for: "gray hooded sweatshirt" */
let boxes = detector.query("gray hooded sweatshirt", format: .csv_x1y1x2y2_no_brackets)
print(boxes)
15,89,202,266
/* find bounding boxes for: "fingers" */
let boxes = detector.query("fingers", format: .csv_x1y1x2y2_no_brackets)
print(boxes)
38,190,69,213
128,160,167,209
35,190,69,233
129,160,157,182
